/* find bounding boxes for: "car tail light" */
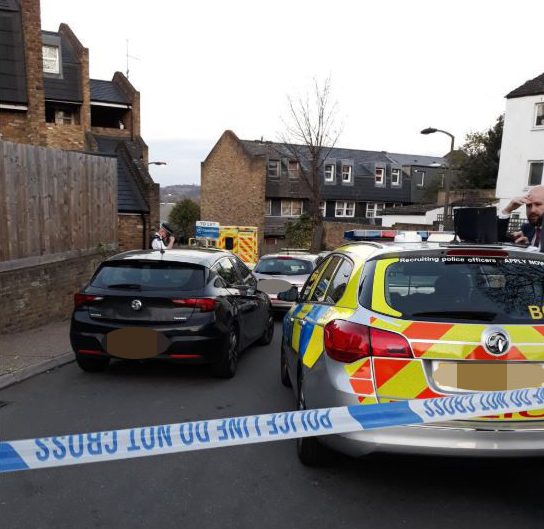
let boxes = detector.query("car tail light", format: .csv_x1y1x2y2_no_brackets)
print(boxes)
324,320,412,363
74,293,103,308
172,298,216,312
324,320,370,363
369,327,412,358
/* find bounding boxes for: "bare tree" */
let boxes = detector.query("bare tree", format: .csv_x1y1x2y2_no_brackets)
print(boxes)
279,78,342,252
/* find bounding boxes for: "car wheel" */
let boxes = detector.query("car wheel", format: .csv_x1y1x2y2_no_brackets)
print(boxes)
257,315,275,346
296,379,331,467
75,353,110,373
280,343,292,387
211,325,239,378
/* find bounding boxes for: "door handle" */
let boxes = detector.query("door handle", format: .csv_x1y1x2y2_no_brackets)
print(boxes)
300,320,307,326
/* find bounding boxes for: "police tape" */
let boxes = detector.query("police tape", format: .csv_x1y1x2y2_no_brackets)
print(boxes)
2,386,544,474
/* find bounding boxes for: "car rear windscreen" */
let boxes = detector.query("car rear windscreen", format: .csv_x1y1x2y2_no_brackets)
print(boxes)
91,262,205,291
367,253,544,323
254,257,313,276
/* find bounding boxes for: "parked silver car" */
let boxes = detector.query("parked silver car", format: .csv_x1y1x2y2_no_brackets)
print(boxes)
253,252,319,310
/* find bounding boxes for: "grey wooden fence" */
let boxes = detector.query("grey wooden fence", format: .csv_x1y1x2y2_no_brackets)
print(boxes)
0,140,117,263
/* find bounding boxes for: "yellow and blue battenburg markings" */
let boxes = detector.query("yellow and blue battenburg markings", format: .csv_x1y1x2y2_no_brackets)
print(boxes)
2,387,544,474
289,304,356,368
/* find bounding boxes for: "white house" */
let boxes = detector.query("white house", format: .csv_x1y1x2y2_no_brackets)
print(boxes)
496,71,544,218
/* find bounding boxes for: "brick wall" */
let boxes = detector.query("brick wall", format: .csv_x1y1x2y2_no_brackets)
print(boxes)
323,221,377,250
201,130,266,252
0,0,47,146
118,213,145,252
44,123,85,150
0,251,108,335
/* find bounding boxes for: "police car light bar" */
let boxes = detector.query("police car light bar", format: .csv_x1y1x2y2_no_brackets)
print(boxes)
344,229,455,242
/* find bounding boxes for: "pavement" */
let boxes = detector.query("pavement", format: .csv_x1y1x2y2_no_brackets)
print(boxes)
0,319,74,390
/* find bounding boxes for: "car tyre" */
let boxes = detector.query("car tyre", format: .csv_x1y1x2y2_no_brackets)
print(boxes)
75,353,110,373
296,381,331,467
280,343,292,387
211,325,239,378
257,315,275,346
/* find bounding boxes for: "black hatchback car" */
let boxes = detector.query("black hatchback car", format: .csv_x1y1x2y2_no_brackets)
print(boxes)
70,248,274,378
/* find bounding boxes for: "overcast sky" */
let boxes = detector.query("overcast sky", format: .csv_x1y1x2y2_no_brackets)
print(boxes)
41,0,544,187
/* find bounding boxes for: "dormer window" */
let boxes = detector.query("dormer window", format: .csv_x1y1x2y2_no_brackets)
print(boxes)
341,165,352,183
416,170,425,187
324,164,335,182
42,45,60,74
375,167,385,185
288,160,299,178
268,160,280,178
391,168,401,186
535,103,544,128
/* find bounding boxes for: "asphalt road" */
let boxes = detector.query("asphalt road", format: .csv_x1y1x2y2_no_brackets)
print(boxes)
1,321,544,529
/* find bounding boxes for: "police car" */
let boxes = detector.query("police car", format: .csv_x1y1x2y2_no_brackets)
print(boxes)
279,236,544,465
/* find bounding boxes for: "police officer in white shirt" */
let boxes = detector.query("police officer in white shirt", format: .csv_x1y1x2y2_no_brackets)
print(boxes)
151,222,175,250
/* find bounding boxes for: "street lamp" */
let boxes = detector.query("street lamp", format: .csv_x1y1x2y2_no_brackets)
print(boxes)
420,127,455,231
148,161,167,166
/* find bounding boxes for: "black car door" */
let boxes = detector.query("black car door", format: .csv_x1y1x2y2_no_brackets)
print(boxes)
215,257,258,348
230,256,269,343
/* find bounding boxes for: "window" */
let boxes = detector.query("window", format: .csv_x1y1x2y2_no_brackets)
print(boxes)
42,45,60,74
288,160,299,178
91,262,205,291
265,199,272,216
309,256,341,303
360,255,544,324
535,103,544,127
375,167,385,185
415,170,425,187
391,168,401,186
366,202,385,218
324,164,335,182
529,162,544,186
300,258,331,301
440,173,445,188
216,258,240,285
268,160,280,178
55,110,75,125
319,201,326,217
335,201,355,217
254,257,314,276
324,258,354,304
281,199,303,217
341,165,352,183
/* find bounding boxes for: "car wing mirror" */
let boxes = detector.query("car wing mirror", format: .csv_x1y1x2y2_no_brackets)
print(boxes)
277,286,299,302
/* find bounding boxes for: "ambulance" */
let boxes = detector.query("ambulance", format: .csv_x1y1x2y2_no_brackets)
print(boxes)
190,222,258,269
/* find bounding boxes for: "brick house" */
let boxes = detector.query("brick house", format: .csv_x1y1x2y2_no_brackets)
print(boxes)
201,130,445,254
0,0,159,251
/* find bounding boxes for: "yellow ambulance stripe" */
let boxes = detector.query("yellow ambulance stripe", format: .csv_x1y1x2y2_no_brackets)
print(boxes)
359,396,378,405
302,326,325,368
376,360,429,398
371,258,402,317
